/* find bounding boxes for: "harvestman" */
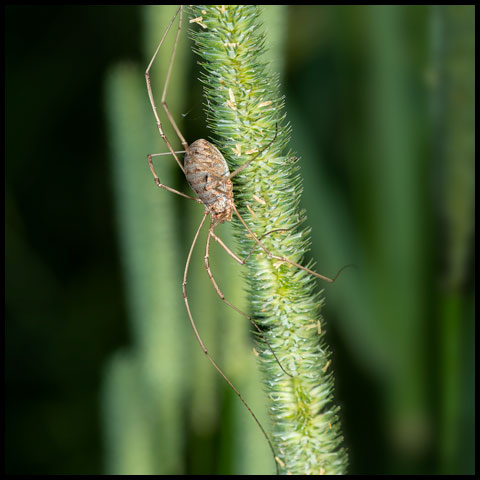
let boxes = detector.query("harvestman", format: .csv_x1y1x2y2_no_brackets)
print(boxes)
145,5,347,472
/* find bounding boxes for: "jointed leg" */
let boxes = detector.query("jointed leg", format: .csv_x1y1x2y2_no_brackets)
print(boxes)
210,124,279,190
211,224,300,266
204,220,293,378
145,5,187,173
182,212,279,474
231,204,348,283
159,8,189,154
147,151,202,203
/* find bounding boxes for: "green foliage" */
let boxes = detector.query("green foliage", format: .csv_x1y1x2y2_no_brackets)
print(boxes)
190,5,348,474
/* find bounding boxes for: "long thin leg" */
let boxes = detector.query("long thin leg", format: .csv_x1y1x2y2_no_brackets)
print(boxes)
232,203,349,283
210,124,279,191
159,7,189,153
182,212,280,474
145,5,186,173
204,220,293,378
147,152,202,203
226,123,279,183
211,224,300,266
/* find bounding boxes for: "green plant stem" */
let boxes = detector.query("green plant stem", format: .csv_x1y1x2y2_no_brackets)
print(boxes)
190,5,348,474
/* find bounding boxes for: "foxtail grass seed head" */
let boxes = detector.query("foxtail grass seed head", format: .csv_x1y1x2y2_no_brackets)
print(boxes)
190,5,348,475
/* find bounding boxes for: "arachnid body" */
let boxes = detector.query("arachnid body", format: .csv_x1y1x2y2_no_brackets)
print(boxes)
184,139,233,222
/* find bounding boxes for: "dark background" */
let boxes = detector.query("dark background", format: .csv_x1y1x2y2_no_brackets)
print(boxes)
5,5,475,475
5,5,139,474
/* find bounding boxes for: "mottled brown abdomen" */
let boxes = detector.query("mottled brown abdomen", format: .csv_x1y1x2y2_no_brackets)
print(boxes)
184,139,233,222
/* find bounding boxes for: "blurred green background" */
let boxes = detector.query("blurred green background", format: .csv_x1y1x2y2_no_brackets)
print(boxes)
5,5,474,475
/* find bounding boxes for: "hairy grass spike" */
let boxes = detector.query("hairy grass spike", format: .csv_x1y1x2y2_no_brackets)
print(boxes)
190,5,349,474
